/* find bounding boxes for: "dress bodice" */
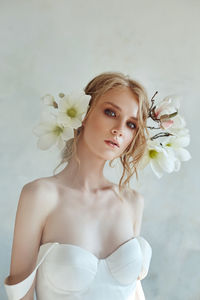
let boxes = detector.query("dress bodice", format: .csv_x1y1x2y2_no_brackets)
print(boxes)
4,236,152,300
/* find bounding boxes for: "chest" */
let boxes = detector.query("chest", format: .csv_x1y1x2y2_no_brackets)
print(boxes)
41,186,135,258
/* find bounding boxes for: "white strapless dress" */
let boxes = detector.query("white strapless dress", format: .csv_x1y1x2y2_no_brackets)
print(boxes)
4,236,152,300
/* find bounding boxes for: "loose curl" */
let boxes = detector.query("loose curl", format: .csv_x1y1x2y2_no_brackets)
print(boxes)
53,71,150,200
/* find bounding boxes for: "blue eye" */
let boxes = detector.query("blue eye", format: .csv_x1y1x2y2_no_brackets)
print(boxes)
104,108,115,117
127,121,137,129
104,108,137,130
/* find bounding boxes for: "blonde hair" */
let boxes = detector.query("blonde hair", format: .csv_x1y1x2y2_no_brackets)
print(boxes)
53,71,150,200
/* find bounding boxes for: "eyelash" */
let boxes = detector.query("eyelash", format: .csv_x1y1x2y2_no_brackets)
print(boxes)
104,108,137,130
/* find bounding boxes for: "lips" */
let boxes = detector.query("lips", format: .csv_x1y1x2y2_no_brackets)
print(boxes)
105,140,120,148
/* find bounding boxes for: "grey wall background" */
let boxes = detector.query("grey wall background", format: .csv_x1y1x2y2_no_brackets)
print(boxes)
0,0,199,299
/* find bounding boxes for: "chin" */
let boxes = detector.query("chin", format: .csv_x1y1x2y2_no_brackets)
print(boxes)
103,153,119,161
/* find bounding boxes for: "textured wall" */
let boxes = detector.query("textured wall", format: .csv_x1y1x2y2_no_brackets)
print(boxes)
0,0,199,299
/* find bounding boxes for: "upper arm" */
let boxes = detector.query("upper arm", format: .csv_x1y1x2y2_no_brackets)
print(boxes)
129,190,144,237
6,180,51,299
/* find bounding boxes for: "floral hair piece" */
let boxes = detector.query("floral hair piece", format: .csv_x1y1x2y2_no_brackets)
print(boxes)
33,90,191,178
33,91,91,151
139,91,191,177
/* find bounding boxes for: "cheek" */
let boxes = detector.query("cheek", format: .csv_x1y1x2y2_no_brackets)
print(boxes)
84,112,106,137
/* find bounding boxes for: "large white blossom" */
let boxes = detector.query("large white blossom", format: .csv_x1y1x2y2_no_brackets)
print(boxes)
57,91,91,128
139,139,178,178
139,126,191,178
33,91,91,150
161,131,191,172
32,111,74,150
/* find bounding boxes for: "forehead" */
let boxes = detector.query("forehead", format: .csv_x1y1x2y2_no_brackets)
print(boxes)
98,86,138,104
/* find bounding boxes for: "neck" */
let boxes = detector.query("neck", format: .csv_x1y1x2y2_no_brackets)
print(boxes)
56,134,111,194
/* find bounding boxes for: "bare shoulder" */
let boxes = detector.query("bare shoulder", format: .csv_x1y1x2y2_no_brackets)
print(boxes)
112,184,144,205
121,185,144,208
22,176,58,203
16,176,58,237
17,177,58,233
129,188,144,208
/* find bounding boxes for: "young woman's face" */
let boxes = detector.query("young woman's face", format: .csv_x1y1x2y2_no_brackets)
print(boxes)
82,86,139,160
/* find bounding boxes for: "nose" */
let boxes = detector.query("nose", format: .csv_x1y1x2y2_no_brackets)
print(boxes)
111,128,123,137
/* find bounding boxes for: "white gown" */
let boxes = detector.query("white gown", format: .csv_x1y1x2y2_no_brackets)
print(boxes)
4,235,152,300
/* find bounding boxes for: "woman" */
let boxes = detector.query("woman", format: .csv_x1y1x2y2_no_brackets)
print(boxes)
4,72,152,300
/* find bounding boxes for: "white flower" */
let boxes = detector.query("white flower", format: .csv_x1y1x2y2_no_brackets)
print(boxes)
57,91,91,128
139,139,178,178
140,126,191,178
41,94,57,107
154,95,181,130
32,111,74,150
161,132,191,171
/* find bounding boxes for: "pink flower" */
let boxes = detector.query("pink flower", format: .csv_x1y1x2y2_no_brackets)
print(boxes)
154,95,181,130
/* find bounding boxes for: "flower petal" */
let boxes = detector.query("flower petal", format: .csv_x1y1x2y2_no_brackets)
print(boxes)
174,135,190,148
155,95,180,118
174,148,192,161
57,112,72,126
171,114,186,128
40,110,57,123
69,117,82,128
41,94,55,106
161,119,174,129
37,133,57,150
32,123,53,136
157,151,175,173
62,127,74,140
150,159,163,178
58,96,73,112
57,136,66,150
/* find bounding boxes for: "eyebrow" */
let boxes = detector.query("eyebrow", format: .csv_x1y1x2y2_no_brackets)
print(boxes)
103,101,138,121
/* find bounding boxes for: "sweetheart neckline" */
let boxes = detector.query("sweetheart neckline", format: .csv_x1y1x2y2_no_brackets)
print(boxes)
39,236,140,260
